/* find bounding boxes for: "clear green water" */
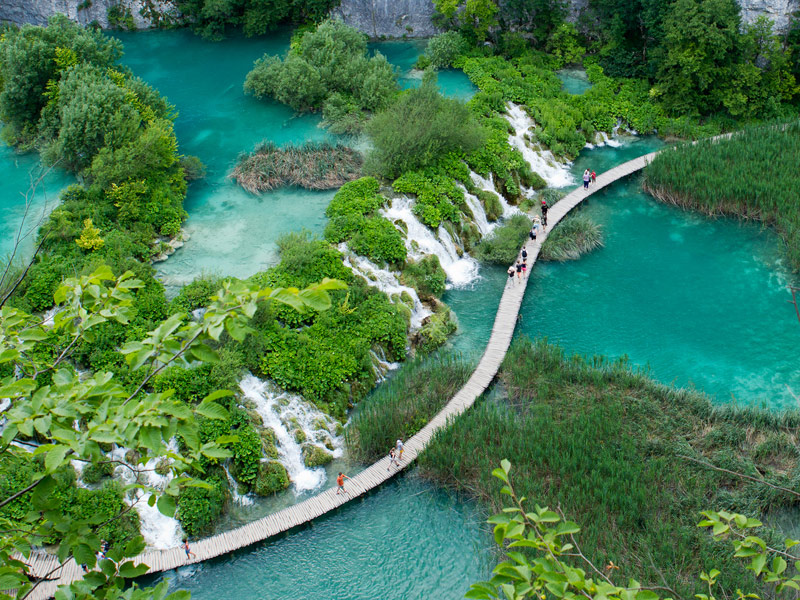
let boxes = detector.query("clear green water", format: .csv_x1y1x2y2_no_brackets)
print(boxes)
109,31,475,291
556,68,592,95
0,145,73,261
148,472,491,599
517,138,800,410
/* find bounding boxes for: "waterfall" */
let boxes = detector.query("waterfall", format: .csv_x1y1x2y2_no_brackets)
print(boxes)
370,348,400,382
108,441,184,550
339,244,432,330
240,375,343,494
382,197,480,288
505,102,574,188
469,171,521,218
460,184,495,237
222,463,255,506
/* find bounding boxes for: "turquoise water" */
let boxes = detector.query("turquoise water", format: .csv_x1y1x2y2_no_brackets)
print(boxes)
557,68,592,95
109,31,475,290
517,139,800,410
0,145,73,261
149,472,491,599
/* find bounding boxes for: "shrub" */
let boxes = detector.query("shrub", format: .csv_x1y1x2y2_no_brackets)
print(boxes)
392,170,463,228
474,214,532,264
349,216,407,264
179,155,207,180
325,177,382,218
477,190,503,221
81,461,114,484
401,255,447,299
425,31,468,69
177,475,227,537
413,304,457,354
253,461,290,496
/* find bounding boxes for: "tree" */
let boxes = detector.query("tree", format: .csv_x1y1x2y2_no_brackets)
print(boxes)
365,71,486,178
434,0,499,42
498,0,568,47
0,265,345,599
425,32,469,69
468,461,800,600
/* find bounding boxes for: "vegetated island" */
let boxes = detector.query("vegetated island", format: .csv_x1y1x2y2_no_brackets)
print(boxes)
643,121,800,269
231,141,363,192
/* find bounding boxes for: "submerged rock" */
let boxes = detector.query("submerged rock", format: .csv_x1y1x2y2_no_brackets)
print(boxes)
254,461,290,496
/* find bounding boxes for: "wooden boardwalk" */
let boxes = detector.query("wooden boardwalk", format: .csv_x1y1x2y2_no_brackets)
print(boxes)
22,150,658,600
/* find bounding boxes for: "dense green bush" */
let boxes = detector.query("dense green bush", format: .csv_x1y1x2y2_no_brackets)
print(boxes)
325,177,382,218
425,31,468,68
244,20,396,132
401,255,447,299
253,462,290,496
477,190,503,221
366,71,486,178
177,475,227,537
474,214,532,264
81,461,114,484
348,217,407,264
392,170,463,228
413,304,457,354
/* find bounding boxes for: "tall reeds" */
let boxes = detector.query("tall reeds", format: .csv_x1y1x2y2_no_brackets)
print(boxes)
344,353,473,462
230,141,363,193
540,215,603,261
643,121,800,269
418,337,800,598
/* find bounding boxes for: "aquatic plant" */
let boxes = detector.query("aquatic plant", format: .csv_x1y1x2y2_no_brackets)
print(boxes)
643,121,800,270
231,141,363,193
420,338,800,599
540,214,603,261
344,353,473,462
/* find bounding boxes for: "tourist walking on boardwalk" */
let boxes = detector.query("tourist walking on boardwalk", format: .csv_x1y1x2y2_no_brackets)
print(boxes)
508,265,515,282
540,199,548,227
515,261,522,281
521,257,527,274
396,439,404,461
336,472,351,495
182,538,196,561
583,169,590,189
591,170,597,184
532,216,541,239
522,246,528,261
387,447,399,470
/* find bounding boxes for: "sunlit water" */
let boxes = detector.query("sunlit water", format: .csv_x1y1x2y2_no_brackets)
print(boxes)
144,472,492,600
557,68,592,95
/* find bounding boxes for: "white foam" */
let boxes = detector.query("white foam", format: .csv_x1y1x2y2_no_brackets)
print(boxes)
505,103,574,188
469,171,521,218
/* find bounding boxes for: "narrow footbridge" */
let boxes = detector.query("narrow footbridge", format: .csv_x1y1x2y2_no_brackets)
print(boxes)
23,151,659,599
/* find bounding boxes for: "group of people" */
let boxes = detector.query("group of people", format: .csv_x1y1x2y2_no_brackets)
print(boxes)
507,198,550,284
335,439,405,495
582,169,597,189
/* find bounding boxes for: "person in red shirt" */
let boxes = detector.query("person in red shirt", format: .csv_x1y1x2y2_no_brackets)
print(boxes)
336,472,351,495
591,170,597,184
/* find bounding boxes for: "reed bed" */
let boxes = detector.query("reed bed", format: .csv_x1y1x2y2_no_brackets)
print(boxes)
418,337,800,598
540,215,603,261
643,121,800,269
344,353,473,463
231,141,363,193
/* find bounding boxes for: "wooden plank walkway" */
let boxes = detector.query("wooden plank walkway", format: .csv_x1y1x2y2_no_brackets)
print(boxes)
22,150,658,600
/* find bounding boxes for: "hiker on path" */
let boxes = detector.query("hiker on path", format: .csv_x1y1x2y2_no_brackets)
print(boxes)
583,170,590,189
396,439,404,461
508,265,516,283
336,472,351,495
532,216,542,240
540,200,548,227
182,539,196,561
387,448,399,470
516,261,522,281
521,257,527,274
522,246,528,261
591,170,597,184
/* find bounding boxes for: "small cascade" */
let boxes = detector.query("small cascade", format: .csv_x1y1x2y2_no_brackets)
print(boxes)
339,245,432,330
109,441,184,549
382,197,480,288
370,348,400,383
240,375,344,494
222,463,254,506
469,171,521,218
460,184,495,237
505,102,574,188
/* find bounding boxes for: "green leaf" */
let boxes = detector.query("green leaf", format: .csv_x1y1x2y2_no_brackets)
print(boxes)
202,389,234,403
195,401,229,421
157,493,177,518
165,591,192,600
45,445,69,473
190,344,220,364
751,552,767,575
118,561,150,578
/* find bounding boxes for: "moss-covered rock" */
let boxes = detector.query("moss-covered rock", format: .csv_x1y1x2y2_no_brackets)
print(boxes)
477,190,503,221
81,461,114,484
154,458,171,476
412,303,458,354
293,428,307,443
253,461,290,496
312,418,330,433
261,429,279,459
401,255,446,300
302,444,334,468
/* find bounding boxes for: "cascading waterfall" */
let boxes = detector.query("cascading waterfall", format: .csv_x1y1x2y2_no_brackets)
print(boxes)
339,244,432,330
469,172,521,218
460,184,495,237
382,197,479,288
108,441,184,550
505,102,574,188
222,463,255,506
370,348,399,382
240,375,343,494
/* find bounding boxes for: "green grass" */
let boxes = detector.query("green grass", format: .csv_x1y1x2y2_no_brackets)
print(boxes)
540,214,603,261
231,141,362,192
418,338,800,598
643,121,800,269
344,353,473,463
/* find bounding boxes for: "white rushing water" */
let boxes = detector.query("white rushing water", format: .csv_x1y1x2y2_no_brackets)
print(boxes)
339,244,432,330
505,102,574,188
370,348,400,383
108,441,184,550
222,463,255,506
469,171,521,218
460,184,495,237
240,375,343,494
382,197,480,288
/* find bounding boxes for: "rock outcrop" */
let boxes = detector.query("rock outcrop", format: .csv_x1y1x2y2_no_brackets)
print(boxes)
0,0,174,29
332,0,439,37
738,0,799,32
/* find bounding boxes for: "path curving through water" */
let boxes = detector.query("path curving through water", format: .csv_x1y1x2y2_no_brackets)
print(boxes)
23,151,659,600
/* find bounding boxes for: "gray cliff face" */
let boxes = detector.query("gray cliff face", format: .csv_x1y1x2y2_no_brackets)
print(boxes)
333,0,439,37
738,0,799,32
0,0,173,29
